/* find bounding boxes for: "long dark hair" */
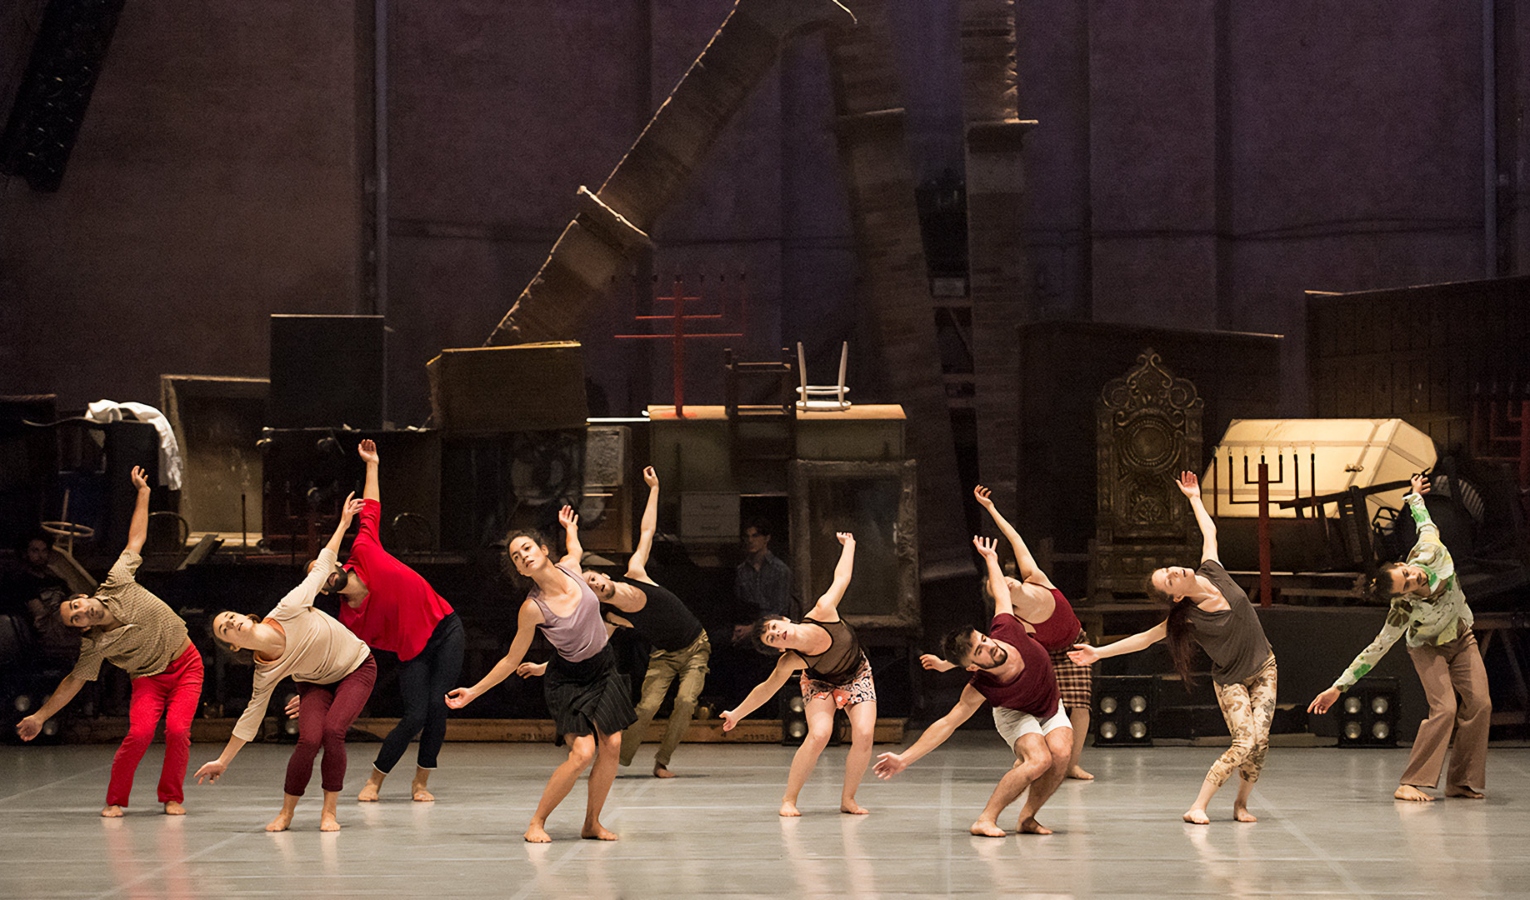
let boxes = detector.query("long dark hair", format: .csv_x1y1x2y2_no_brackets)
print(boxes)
1147,573,1200,691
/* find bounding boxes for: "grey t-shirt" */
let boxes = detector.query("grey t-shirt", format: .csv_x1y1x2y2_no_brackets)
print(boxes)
1183,559,1272,685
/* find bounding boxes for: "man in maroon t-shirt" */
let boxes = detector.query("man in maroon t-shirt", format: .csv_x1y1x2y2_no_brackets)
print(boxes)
874,537,1074,837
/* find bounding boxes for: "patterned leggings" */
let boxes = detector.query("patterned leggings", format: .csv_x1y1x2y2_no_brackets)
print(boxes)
1206,654,1277,787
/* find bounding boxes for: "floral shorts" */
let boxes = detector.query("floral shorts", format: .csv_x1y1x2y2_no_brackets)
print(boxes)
800,654,876,709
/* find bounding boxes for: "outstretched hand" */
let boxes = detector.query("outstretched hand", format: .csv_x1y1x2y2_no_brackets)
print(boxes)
972,535,998,561
919,653,955,673
836,531,854,547
558,505,579,531
338,492,363,523
130,465,150,491
973,484,994,508
15,715,42,741
357,439,379,465
515,662,547,679
1307,687,1340,715
643,466,658,488
1175,471,1201,500
1411,473,1431,496
194,760,226,785
444,687,477,710
873,752,907,780
720,709,741,732
1067,643,1099,666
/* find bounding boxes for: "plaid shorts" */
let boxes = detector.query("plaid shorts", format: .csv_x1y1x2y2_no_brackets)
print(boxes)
800,654,876,709
1049,629,1093,711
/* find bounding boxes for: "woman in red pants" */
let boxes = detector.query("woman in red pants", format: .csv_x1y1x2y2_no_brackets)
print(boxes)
17,466,203,817
195,495,376,832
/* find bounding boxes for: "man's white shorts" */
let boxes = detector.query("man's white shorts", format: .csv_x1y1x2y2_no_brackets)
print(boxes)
993,702,1072,750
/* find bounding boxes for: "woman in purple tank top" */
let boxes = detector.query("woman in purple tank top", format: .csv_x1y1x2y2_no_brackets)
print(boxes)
446,506,636,843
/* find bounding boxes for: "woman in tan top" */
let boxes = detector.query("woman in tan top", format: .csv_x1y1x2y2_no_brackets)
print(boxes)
195,495,376,832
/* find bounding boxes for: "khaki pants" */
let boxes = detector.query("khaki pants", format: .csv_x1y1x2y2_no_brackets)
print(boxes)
1402,629,1491,792
620,630,712,768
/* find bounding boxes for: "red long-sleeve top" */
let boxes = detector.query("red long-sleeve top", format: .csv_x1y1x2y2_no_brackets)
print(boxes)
338,498,453,661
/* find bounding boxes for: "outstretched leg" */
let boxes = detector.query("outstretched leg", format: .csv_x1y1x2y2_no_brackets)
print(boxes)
840,698,876,814
973,737,1048,838
582,730,621,840
527,734,596,842
781,697,835,817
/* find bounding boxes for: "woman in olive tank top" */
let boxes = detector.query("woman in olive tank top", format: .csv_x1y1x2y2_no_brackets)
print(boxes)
721,533,877,817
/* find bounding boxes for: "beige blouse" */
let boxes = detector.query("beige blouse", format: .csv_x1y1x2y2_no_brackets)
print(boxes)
231,547,372,742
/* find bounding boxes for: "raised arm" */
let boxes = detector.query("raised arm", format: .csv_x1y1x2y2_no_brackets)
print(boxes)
973,536,1012,618
873,685,986,778
556,505,583,570
720,652,802,731
627,466,660,578
1176,471,1218,562
445,599,544,709
358,439,380,503
326,494,362,557
807,532,856,615
974,485,1052,587
124,466,151,554
15,674,87,740
1067,620,1169,666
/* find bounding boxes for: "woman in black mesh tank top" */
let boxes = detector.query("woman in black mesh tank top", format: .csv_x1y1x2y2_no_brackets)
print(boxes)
721,533,877,817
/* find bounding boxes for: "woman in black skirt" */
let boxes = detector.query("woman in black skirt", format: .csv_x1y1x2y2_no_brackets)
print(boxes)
446,507,635,842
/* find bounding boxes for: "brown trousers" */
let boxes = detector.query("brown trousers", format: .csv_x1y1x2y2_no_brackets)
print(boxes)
1401,629,1491,792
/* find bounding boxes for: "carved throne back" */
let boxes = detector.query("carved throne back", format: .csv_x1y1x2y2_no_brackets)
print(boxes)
1090,349,1204,601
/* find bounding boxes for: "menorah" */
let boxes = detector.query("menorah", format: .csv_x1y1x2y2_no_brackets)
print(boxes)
615,273,746,418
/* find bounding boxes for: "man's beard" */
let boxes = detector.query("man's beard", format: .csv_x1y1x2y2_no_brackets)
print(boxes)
325,568,351,594
980,645,1008,669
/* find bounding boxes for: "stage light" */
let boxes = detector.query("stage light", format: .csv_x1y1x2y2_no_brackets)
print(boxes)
1337,676,1398,748
41,718,58,737
780,690,806,746
1093,676,1156,747
14,694,31,713
278,692,301,742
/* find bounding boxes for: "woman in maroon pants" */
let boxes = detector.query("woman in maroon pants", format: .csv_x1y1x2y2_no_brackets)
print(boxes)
195,495,377,832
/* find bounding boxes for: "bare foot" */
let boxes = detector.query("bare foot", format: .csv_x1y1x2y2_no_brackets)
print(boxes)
524,823,552,843
1182,808,1210,825
1446,786,1484,799
357,783,380,802
970,819,1006,838
840,800,869,815
1066,766,1095,781
581,824,619,841
778,801,802,818
1394,785,1434,802
1018,817,1052,835
319,813,341,832
412,786,435,802
653,763,676,779
1233,806,1257,823
163,801,186,816
100,805,124,818
265,811,294,833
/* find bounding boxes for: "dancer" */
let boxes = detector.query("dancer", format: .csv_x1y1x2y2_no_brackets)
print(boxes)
877,536,1072,836
721,532,875,817
321,439,463,802
196,495,377,832
574,466,710,778
16,466,204,818
1069,471,1275,825
1308,473,1489,801
922,485,1093,778
445,508,636,842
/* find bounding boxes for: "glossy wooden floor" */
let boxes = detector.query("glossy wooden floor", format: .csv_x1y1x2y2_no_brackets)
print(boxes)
2,735,1526,898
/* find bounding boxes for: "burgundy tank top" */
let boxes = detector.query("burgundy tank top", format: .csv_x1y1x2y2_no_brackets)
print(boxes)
1020,588,1083,652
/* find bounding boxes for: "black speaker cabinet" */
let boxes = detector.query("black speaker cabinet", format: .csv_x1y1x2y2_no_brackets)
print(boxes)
269,315,385,430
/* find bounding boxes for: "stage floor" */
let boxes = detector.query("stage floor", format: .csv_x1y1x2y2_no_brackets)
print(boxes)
2,735,1526,899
